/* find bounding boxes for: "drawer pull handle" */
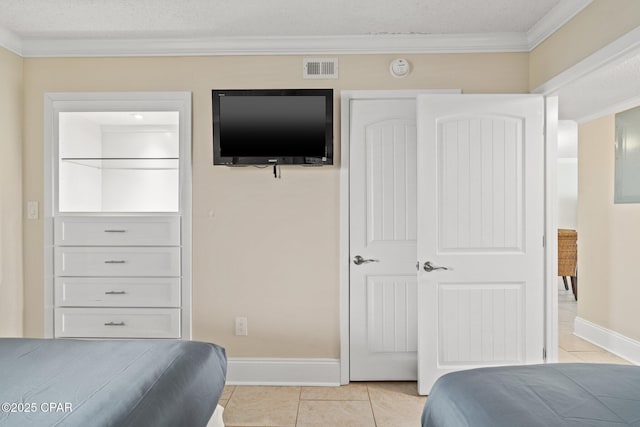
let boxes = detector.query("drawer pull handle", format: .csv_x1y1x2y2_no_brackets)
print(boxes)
105,291,126,295
104,321,125,327
104,260,126,264
104,229,126,233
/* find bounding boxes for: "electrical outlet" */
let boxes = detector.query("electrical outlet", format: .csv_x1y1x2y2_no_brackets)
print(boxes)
235,317,248,336
27,201,39,220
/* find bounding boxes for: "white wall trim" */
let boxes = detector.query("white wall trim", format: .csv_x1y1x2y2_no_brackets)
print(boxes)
574,317,640,365
533,26,640,96
18,33,532,58
0,1,591,58
43,94,55,338
531,26,640,123
544,96,559,363
225,358,341,386
339,93,352,385
574,94,640,124
0,26,23,56
526,0,592,50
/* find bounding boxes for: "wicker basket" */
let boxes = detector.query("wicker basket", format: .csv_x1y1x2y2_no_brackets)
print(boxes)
558,229,577,277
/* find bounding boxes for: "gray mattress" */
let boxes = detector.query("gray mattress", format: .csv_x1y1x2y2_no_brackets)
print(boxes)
0,338,226,427
422,363,640,427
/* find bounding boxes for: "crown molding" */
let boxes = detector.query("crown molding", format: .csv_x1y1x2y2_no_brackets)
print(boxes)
533,26,640,96
0,26,23,56
526,0,592,50
531,26,640,123
18,33,530,58
1,0,592,59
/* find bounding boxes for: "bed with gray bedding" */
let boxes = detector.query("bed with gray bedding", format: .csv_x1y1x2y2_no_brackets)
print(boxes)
0,338,226,427
422,363,640,427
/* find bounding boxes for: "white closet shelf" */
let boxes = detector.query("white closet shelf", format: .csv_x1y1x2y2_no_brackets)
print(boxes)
60,158,179,170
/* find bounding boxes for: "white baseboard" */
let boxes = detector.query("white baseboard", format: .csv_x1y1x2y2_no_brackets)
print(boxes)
574,317,640,365
226,358,341,386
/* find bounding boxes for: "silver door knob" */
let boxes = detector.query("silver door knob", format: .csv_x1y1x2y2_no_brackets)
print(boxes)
353,255,380,265
423,261,449,272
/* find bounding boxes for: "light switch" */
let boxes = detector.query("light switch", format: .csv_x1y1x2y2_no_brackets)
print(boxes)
27,201,39,220
235,317,248,336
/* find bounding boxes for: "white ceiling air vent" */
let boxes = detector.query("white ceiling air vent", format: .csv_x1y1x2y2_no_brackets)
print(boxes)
303,58,338,79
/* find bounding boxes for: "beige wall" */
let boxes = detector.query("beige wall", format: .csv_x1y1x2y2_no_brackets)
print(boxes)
578,115,640,342
529,0,640,90
0,46,24,337
10,4,640,358
22,53,528,357
529,2,640,346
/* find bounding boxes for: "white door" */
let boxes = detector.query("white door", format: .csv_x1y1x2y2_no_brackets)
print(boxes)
416,94,545,394
349,98,418,380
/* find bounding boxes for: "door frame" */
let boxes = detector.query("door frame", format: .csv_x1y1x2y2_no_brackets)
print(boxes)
339,90,558,384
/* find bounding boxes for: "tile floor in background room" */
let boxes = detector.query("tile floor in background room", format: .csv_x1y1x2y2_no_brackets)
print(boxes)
557,282,631,364
219,284,631,427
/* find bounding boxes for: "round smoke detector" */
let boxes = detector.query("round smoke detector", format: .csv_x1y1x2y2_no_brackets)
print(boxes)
390,58,410,78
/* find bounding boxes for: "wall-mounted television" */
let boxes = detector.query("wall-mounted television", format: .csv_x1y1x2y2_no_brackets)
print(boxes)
212,89,333,165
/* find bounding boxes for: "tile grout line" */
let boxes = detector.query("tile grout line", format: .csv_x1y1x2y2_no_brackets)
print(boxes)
294,386,302,427
366,383,379,427
221,386,235,426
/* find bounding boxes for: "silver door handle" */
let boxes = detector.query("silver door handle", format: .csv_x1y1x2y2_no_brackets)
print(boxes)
105,291,126,295
104,260,126,264
353,255,379,265
423,261,450,272
104,321,125,326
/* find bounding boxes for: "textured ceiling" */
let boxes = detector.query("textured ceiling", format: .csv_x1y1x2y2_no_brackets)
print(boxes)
0,0,561,39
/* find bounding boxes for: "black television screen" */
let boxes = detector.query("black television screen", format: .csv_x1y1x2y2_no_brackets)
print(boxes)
212,89,333,165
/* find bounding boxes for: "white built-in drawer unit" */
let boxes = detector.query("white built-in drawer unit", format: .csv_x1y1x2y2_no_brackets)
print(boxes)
52,215,182,339
54,216,180,246
55,277,181,307
55,308,181,338
45,93,191,340
55,247,181,277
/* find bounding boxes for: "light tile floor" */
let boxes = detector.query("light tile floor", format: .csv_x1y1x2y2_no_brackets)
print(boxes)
220,285,631,427
557,284,631,365
220,382,425,427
